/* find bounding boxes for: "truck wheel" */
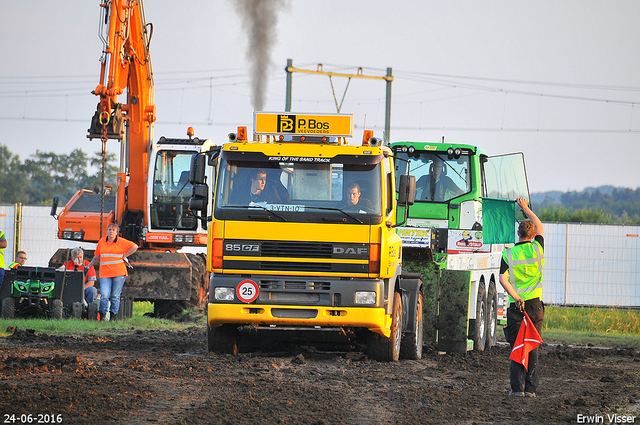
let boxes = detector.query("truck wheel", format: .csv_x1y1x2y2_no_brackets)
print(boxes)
207,324,238,355
486,285,498,349
88,303,99,320
72,302,83,319
51,300,63,320
471,284,487,351
401,293,424,360
2,298,15,319
367,291,403,362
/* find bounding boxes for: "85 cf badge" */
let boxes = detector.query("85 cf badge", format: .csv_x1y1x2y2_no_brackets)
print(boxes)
236,280,259,303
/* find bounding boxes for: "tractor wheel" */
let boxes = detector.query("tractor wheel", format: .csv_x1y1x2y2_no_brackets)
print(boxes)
367,292,403,362
51,300,63,320
401,293,424,360
486,285,498,349
207,324,238,355
2,298,15,319
470,283,487,351
88,303,99,320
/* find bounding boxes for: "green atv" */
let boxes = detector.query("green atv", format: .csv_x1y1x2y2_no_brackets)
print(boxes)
1,267,65,319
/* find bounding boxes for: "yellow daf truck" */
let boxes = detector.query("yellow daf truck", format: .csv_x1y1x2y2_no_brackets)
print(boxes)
189,112,420,361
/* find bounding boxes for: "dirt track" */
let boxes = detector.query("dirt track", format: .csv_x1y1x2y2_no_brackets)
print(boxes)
1,315,639,425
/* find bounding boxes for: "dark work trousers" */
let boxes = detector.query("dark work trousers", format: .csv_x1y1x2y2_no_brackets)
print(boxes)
505,298,545,393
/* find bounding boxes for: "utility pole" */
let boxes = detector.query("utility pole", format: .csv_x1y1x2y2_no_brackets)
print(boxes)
285,59,393,143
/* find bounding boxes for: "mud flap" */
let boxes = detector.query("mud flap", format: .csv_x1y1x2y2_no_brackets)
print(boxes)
437,269,471,354
401,256,440,346
398,277,421,333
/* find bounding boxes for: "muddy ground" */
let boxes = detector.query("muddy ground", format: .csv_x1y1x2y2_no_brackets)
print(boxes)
1,315,639,425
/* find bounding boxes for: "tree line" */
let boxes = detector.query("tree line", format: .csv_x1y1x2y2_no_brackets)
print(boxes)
0,144,117,206
534,186,640,225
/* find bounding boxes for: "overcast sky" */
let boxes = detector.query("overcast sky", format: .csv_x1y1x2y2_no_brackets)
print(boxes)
1,0,639,194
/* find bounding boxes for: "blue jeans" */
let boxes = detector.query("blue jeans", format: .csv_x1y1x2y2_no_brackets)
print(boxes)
99,276,126,314
85,286,98,304
0,269,4,291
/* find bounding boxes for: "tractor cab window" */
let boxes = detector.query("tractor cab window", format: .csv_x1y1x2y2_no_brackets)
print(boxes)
150,150,197,230
395,150,470,202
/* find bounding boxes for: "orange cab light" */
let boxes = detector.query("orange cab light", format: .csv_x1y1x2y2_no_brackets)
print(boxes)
369,243,381,274
237,126,247,141
187,127,195,137
212,238,224,268
300,136,306,142
362,130,374,146
279,135,285,141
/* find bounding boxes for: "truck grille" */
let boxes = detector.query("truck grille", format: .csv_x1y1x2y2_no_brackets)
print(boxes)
260,242,333,258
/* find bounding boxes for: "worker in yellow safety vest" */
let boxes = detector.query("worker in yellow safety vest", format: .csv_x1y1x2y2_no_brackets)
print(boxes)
8,251,27,269
0,230,7,288
499,197,544,398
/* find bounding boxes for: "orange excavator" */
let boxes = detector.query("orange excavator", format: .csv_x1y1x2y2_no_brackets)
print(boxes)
50,0,214,316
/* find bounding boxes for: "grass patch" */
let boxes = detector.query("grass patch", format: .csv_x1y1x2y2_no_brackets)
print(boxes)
544,306,640,334
0,301,204,338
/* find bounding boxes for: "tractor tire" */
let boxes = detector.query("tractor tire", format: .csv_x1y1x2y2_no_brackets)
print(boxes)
207,324,238,355
367,292,403,362
470,283,487,351
88,303,99,320
72,302,83,319
2,298,15,319
401,293,424,360
486,284,498,349
51,300,64,320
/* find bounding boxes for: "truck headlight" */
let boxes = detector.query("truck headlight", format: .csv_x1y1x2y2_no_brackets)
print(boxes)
214,287,235,301
355,291,376,305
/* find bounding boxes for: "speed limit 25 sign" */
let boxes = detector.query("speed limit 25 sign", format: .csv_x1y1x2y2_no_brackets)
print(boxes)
236,280,259,303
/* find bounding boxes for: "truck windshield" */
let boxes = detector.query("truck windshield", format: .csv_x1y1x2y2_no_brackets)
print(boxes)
214,158,383,224
151,150,198,230
395,151,470,202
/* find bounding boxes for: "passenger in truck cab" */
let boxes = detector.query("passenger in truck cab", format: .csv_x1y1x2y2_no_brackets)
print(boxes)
232,169,285,205
417,158,463,201
344,182,374,211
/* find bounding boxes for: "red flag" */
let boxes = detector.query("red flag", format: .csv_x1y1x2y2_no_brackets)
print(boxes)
509,311,543,371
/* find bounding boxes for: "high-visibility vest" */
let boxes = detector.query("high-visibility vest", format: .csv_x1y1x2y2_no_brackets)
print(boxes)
503,240,544,303
0,231,5,269
8,261,19,269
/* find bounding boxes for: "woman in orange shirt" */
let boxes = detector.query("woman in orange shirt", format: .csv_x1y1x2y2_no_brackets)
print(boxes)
87,223,138,321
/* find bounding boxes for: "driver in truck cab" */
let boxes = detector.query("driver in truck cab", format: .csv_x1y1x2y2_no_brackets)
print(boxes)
417,158,463,201
344,182,373,210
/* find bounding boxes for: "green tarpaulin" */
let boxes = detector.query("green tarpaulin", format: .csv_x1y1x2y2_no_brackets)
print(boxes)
482,197,516,244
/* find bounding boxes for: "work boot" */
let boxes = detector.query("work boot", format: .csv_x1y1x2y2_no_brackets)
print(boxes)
509,391,524,397
109,312,117,322
100,311,110,322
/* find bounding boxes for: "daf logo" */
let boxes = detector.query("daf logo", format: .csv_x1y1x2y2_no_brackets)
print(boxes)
333,246,368,255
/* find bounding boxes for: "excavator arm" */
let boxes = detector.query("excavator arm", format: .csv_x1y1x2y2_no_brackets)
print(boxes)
88,0,156,238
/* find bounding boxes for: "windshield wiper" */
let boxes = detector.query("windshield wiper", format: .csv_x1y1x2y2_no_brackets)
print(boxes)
224,204,288,222
303,206,363,224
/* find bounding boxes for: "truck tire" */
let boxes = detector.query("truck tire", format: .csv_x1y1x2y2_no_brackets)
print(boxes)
51,299,63,320
88,303,99,320
470,283,487,351
401,292,424,360
486,285,498,349
2,298,15,319
207,324,238,355
367,292,403,362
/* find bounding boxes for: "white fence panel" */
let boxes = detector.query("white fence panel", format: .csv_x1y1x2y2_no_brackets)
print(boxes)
543,223,640,307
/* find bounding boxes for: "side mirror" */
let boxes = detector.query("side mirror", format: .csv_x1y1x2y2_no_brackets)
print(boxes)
397,175,416,206
189,154,207,185
189,184,209,212
50,197,59,218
